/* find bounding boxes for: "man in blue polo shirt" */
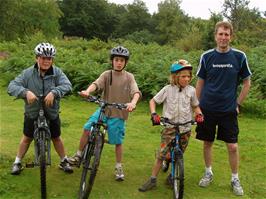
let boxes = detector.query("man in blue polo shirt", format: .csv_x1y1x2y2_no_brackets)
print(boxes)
195,21,251,196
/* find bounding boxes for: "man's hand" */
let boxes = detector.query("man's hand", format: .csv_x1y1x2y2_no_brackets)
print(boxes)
44,92,55,107
151,112,160,126
26,91,37,105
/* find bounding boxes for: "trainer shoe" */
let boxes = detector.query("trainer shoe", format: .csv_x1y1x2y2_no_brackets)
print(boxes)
231,178,244,196
138,178,157,192
68,153,82,166
115,166,124,181
11,163,23,175
199,172,213,187
59,158,73,173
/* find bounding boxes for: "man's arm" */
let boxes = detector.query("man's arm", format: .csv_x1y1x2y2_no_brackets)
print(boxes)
196,78,205,100
237,78,251,105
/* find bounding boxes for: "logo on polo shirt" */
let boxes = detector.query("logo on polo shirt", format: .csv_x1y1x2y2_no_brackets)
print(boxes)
213,64,233,68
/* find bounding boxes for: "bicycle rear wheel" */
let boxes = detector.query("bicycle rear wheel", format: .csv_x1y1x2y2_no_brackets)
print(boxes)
78,133,104,199
173,155,184,199
39,134,47,199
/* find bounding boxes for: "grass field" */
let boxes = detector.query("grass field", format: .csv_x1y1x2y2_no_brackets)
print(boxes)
0,84,266,199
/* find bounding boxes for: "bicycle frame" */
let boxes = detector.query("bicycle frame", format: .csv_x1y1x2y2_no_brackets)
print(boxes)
33,97,51,166
78,96,126,199
31,96,51,199
170,132,183,179
160,117,194,199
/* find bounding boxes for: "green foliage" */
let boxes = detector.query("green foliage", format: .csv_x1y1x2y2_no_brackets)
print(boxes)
0,39,265,117
124,30,156,44
154,0,188,44
58,0,116,40
0,0,62,41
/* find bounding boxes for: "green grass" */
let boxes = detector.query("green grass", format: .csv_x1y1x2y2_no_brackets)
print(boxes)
1,83,266,199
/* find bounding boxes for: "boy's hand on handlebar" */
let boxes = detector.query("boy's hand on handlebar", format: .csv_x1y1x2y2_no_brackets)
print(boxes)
151,112,160,126
195,113,204,123
26,91,37,104
79,90,90,98
126,102,136,112
44,92,54,107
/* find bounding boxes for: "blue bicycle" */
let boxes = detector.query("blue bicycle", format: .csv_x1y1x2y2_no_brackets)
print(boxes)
160,117,195,199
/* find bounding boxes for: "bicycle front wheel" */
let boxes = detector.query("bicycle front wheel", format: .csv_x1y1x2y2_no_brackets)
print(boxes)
173,155,184,199
39,135,47,199
79,133,104,199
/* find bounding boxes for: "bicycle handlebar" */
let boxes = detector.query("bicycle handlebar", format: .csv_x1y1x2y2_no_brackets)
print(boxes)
81,94,127,110
160,117,196,127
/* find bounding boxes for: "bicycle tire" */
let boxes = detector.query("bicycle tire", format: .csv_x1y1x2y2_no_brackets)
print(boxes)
173,155,184,199
79,133,104,199
39,133,47,199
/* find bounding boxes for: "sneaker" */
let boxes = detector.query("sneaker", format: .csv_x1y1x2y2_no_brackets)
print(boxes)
231,178,244,196
11,163,23,175
199,172,213,187
59,158,73,173
138,178,157,192
68,153,82,166
115,166,124,181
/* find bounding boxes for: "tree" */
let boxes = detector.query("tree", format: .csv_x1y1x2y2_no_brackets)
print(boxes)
59,0,116,40
154,0,188,44
0,0,62,41
111,0,154,39
222,0,266,47
201,13,223,50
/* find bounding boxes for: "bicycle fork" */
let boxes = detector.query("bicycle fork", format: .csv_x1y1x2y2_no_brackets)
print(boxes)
170,135,183,178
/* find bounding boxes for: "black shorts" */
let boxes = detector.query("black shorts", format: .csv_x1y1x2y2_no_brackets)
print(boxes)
23,116,61,138
196,109,239,143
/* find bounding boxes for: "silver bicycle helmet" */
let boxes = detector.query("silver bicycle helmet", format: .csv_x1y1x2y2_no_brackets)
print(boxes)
34,42,56,58
110,46,130,60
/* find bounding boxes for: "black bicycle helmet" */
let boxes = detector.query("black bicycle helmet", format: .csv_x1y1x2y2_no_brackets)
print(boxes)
110,46,130,60
34,42,56,58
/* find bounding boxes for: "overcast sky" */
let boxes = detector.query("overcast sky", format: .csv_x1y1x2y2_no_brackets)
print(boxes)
108,0,265,19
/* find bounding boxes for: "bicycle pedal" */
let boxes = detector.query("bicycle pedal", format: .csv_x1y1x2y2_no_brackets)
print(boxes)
26,163,35,168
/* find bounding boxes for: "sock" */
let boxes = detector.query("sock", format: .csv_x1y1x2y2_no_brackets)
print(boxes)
61,155,67,162
14,157,21,164
231,173,239,181
77,150,82,157
116,162,122,168
205,166,213,175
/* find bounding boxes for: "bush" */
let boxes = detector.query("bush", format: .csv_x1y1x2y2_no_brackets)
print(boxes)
0,38,265,117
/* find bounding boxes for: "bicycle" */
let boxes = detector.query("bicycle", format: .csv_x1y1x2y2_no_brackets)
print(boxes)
159,117,195,199
78,95,127,199
26,96,51,199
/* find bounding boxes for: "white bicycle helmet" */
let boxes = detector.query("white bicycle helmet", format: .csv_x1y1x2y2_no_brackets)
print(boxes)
110,46,130,60
34,42,56,58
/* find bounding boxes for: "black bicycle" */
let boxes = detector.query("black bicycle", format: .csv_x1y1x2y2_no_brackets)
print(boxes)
26,96,51,199
159,117,195,199
78,95,126,199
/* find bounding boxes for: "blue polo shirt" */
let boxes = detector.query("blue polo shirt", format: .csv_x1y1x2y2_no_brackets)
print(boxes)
196,48,252,112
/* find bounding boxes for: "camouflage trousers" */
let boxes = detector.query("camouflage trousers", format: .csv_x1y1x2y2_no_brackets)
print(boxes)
156,127,191,160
